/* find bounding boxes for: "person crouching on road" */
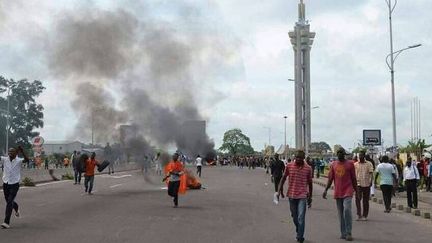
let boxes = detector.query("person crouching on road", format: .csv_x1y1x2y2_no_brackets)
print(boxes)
164,153,186,208
277,150,312,243
85,152,100,195
1,146,29,229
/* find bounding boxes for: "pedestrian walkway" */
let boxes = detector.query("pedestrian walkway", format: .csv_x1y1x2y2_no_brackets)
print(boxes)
313,176,432,221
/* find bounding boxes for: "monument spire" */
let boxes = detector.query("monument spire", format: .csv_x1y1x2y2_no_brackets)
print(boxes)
289,0,315,155
299,0,305,22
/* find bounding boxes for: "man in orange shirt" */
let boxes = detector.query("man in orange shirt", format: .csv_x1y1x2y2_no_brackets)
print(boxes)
85,152,100,195
164,153,186,207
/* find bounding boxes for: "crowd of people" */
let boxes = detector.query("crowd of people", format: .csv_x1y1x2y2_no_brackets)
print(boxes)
267,148,432,242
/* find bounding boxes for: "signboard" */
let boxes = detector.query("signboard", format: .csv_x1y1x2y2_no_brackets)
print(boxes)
363,130,381,146
32,136,45,146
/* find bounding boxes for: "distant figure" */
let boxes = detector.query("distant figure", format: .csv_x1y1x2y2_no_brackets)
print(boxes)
63,156,70,168
403,157,420,209
72,151,82,185
196,155,203,177
323,148,357,241
104,143,114,175
84,152,101,195
425,153,432,192
270,154,285,199
1,146,29,229
354,151,374,221
375,155,397,213
154,153,162,176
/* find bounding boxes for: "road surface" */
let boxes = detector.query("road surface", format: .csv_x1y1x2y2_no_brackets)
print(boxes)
0,167,430,243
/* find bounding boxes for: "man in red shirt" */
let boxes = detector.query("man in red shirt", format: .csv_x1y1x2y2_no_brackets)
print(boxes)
277,150,312,243
85,152,100,195
323,148,357,241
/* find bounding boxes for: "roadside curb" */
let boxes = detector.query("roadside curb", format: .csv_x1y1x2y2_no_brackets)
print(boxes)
313,179,432,221
0,165,140,189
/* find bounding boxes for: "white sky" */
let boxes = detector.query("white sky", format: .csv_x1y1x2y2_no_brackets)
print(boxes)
1,0,431,151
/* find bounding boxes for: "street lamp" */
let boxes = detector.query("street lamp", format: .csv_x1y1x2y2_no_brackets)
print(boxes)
385,0,422,151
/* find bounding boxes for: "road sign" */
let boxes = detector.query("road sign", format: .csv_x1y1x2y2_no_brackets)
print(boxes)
363,130,381,146
32,136,45,146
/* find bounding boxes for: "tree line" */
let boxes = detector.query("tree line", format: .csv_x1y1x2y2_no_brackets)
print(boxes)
0,76,45,153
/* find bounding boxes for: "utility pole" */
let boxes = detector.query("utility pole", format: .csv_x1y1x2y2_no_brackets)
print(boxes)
385,0,421,151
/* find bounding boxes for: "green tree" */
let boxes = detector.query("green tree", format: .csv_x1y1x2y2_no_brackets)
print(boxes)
310,141,332,153
400,139,431,159
219,128,255,155
0,76,45,151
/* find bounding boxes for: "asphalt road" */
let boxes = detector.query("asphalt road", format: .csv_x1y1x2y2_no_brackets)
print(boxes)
0,166,430,243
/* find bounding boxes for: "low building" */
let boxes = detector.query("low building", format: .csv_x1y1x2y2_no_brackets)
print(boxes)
42,141,83,155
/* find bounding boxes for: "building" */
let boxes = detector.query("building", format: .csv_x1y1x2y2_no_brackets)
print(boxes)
42,141,83,155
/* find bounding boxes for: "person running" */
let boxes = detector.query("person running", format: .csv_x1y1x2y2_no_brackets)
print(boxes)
374,155,397,213
196,155,203,178
164,153,185,208
403,157,420,209
271,154,285,199
354,151,374,221
277,150,312,243
323,148,357,241
84,152,100,195
1,146,29,229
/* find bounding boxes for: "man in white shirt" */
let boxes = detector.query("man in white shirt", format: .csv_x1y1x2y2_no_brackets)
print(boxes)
1,146,29,229
196,155,203,178
403,158,420,209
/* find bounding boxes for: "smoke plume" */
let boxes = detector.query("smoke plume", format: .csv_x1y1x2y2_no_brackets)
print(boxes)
45,2,239,158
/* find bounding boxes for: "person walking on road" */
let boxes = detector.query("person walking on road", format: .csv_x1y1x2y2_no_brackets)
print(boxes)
164,153,185,208
84,152,100,195
1,146,29,229
354,151,374,221
271,154,285,199
374,155,397,213
196,155,203,178
403,157,420,209
277,150,312,243
72,151,82,185
323,148,357,241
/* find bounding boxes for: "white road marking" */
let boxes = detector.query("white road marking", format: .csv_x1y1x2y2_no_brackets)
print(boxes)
36,180,69,187
110,184,123,188
100,174,132,179
160,187,168,190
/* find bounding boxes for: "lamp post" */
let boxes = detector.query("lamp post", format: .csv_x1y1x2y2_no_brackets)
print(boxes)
385,0,422,150
386,44,421,149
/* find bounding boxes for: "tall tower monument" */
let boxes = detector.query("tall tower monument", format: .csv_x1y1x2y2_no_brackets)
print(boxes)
289,0,315,154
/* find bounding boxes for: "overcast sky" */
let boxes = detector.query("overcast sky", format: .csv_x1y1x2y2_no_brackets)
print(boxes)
1,0,431,151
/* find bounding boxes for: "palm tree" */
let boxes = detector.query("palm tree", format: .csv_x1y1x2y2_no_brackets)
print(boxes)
404,139,432,159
